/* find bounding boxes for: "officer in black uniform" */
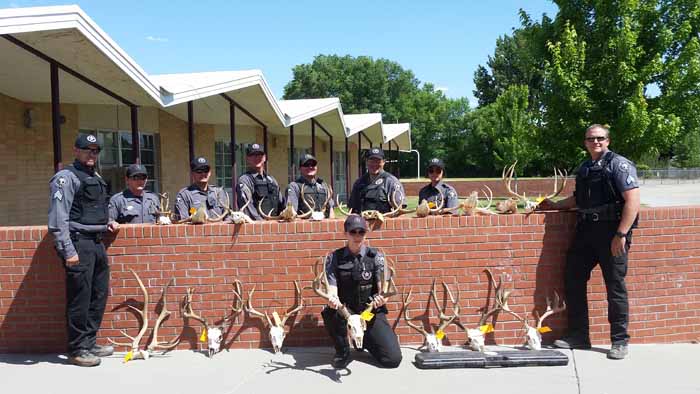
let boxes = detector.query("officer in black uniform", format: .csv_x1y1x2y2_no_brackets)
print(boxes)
539,124,640,360
48,134,120,367
418,158,459,210
348,148,405,213
235,143,283,220
175,157,229,221
109,164,161,224
321,214,402,369
285,154,335,218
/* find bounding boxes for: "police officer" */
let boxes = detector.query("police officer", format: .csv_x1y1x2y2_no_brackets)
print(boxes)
321,214,402,368
109,164,161,224
175,156,229,221
286,154,335,219
236,143,283,220
418,158,459,211
48,134,120,367
539,124,640,360
348,148,406,213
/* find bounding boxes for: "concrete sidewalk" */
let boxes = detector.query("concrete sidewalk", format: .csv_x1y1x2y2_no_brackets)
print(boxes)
1,344,697,394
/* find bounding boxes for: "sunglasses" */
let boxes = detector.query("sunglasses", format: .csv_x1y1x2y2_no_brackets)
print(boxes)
301,162,317,168
193,169,209,174
585,136,608,143
349,229,367,236
80,148,101,155
129,175,147,180
428,167,443,174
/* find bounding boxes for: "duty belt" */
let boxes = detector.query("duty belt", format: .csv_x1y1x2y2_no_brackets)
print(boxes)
576,203,622,222
70,232,103,243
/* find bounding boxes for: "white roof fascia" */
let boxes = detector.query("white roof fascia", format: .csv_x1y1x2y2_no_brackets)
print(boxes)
382,123,412,149
344,113,384,138
0,5,162,104
279,98,345,128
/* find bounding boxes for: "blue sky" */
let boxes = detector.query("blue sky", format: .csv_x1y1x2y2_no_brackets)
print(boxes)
4,1,558,106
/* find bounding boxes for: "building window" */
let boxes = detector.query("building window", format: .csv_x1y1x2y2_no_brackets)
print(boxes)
215,141,244,203
333,151,348,202
79,129,160,195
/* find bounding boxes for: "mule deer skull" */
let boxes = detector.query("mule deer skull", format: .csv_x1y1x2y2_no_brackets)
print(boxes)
458,269,509,352
403,279,460,352
501,291,566,350
245,281,304,354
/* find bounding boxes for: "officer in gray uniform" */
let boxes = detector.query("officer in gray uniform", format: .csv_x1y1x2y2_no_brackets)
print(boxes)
321,214,402,369
348,148,405,213
175,156,229,221
109,164,161,224
539,124,640,360
286,154,335,218
48,133,120,367
418,158,459,210
235,143,283,220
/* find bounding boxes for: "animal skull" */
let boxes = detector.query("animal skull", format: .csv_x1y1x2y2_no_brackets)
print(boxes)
245,282,304,354
347,314,368,348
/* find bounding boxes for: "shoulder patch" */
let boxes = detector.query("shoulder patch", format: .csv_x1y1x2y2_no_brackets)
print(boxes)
53,190,63,201
375,178,384,185
619,162,629,172
626,175,635,185
56,177,66,187
376,255,385,265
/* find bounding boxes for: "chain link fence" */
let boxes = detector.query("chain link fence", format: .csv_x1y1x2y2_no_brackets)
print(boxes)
638,168,700,184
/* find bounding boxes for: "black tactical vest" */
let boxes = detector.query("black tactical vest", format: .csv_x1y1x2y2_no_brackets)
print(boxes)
334,247,379,313
360,172,391,213
66,163,109,225
575,151,622,210
296,179,328,214
249,173,279,215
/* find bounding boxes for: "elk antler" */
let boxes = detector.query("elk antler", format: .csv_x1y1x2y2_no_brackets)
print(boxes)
108,269,149,351
146,278,180,352
535,291,566,329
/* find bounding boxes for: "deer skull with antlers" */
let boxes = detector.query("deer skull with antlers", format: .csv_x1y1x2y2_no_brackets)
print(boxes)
502,161,567,213
181,281,244,358
501,291,567,350
403,279,460,352
385,189,415,218
313,254,398,349
229,185,255,224
155,193,173,225
175,190,231,224
245,281,304,354
300,183,333,221
415,190,447,217
456,269,510,352
336,196,386,225
108,271,180,362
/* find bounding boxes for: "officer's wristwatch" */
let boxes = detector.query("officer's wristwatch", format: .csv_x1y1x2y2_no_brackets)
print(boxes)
615,231,627,238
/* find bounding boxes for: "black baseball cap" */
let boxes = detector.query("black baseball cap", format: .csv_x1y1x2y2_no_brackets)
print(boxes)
74,134,101,149
246,143,265,155
126,164,148,177
299,153,318,167
367,147,384,160
427,158,445,169
190,156,211,172
344,214,368,232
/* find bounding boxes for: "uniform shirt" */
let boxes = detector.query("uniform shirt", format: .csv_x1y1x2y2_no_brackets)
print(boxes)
286,176,336,217
576,150,640,201
348,170,405,213
109,189,161,224
324,245,386,287
418,181,459,209
174,184,229,220
48,161,110,260
235,171,283,221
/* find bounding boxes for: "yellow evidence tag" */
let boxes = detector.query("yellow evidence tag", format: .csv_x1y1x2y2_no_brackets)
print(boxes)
199,328,208,342
479,324,494,334
428,202,436,208
360,310,375,321
538,326,552,333
123,351,133,363
189,207,196,215
435,330,445,340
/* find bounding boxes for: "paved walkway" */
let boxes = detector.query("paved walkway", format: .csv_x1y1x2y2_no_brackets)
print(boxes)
1,344,697,394
639,180,700,207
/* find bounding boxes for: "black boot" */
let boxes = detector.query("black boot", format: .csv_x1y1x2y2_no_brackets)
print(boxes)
331,348,351,369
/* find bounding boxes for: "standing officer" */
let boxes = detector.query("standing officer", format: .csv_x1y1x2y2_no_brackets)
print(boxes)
418,158,459,211
285,153,335,219
48,133,120,367
109,164,161,224
348,148,405,213
236,143,283,220
539,124,640,360
175,156,229,221
321,214,402,368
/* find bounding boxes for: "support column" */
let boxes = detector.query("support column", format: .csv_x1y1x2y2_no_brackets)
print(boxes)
187,101,195,162
50,62,62,172
311,119,316,156
345,137,350,201
130,105,140,164
289,125,295,183
263,125,268,172
230,103,238,209
357,133,362,176
328,135,334,191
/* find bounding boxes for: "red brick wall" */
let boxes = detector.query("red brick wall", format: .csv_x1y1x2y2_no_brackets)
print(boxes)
403,178,576,198
0,207,698,353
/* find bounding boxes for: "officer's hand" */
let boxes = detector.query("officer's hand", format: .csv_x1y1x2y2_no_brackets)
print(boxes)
107,221,120,233
536,198,557,210
371,295,386,309
611,235,627,257
65,254,79,267
327,296,342,310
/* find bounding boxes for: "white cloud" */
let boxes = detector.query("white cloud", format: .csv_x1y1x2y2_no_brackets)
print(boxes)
145,36,168,43
435,86,449,92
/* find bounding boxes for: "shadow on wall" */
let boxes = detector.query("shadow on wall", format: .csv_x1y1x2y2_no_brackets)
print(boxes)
0,234,66,353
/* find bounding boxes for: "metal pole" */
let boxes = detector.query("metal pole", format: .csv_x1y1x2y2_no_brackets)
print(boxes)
329,134,334,190
357,133,362,176
187,101,194,162
388,140,392,174
130,105,140,164
50,62,62,172
311,119,316,156
289,125,295,183
230,103,238,210
263,125,268,172
400,149,420,179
